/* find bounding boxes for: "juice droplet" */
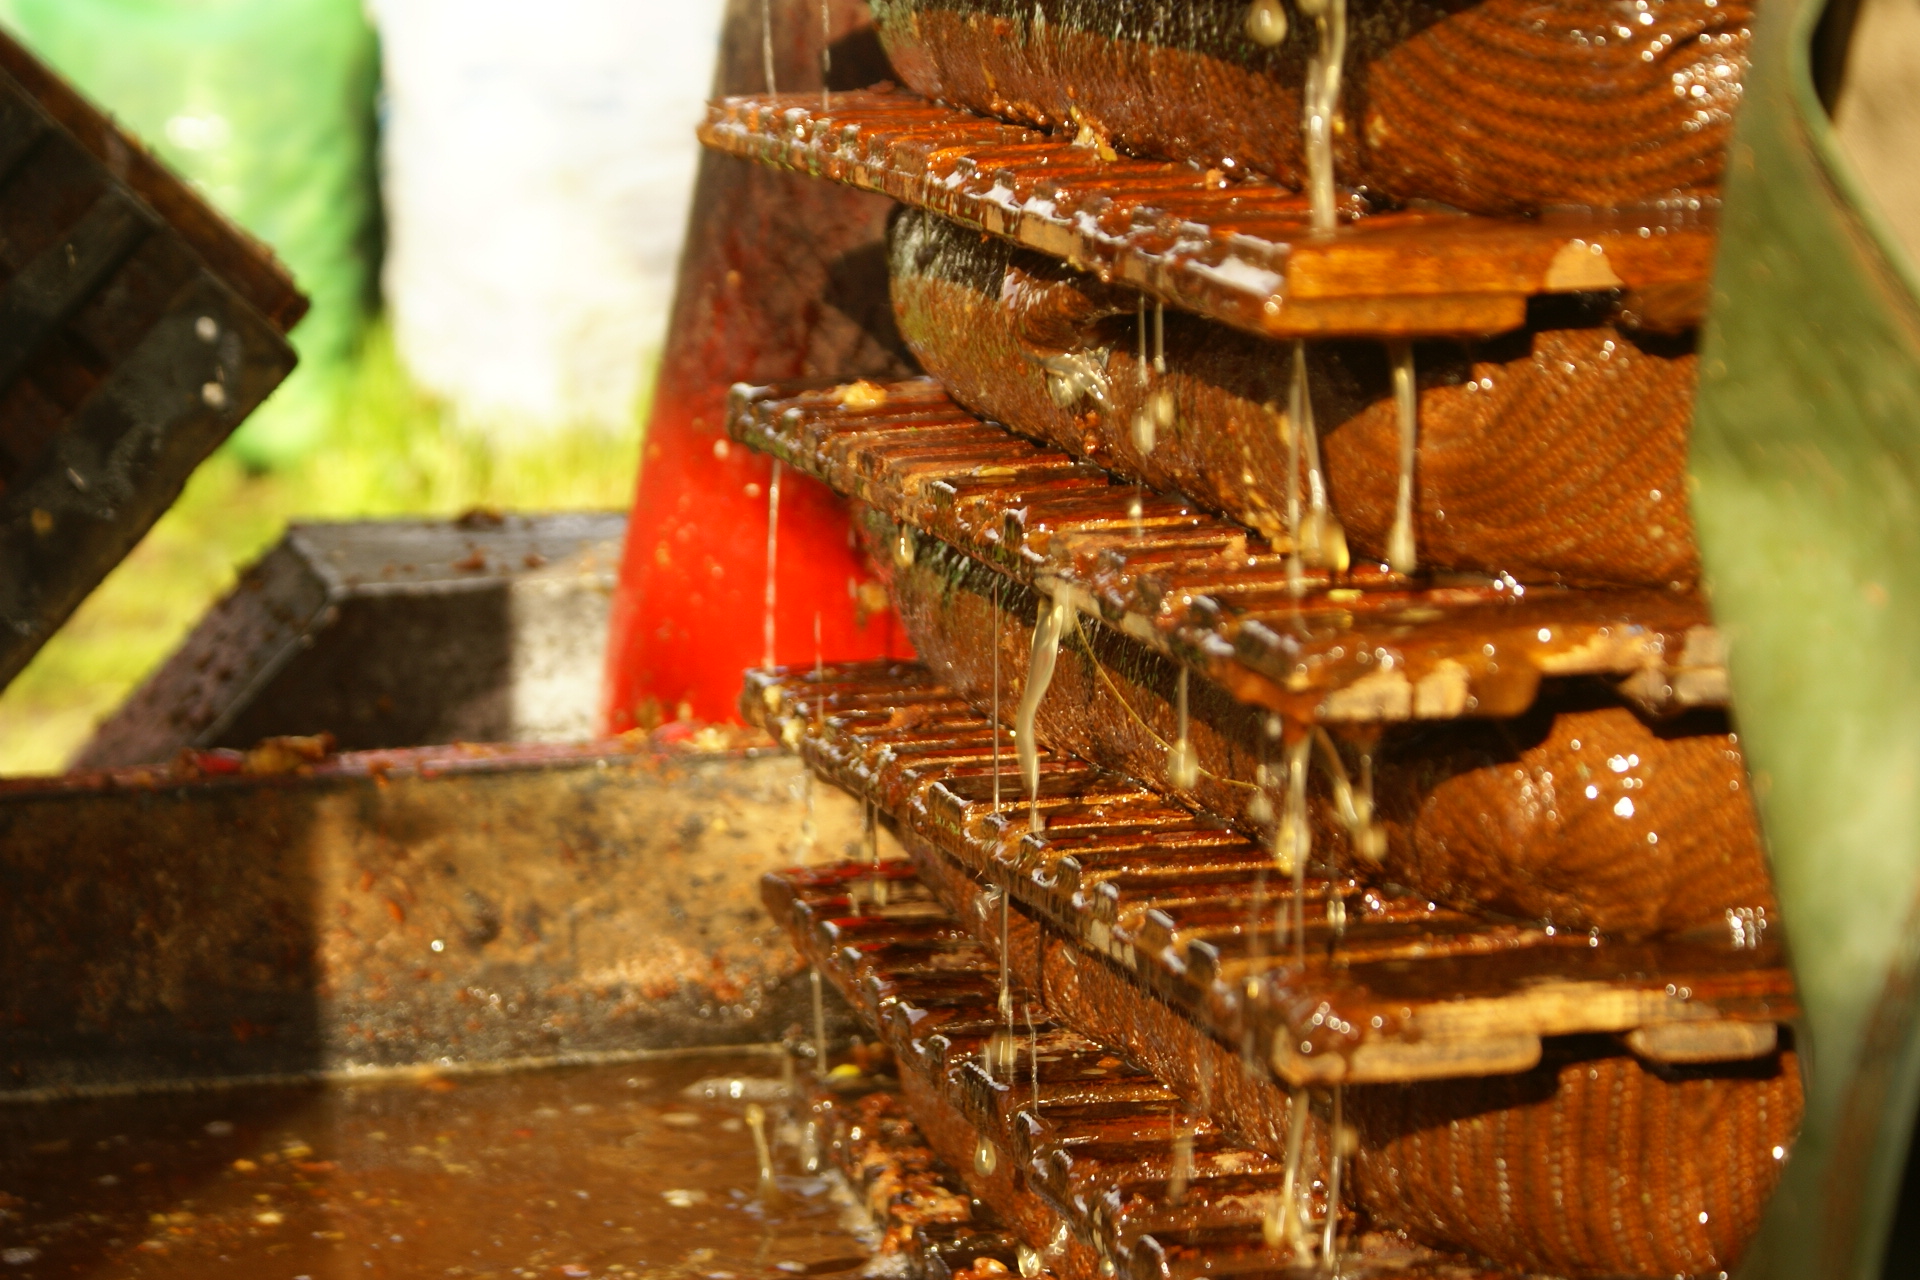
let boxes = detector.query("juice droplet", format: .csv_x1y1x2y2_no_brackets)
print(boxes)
1247,0,1289,46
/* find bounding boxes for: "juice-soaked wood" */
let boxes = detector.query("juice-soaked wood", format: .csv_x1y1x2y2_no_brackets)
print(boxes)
891,207,1703,588
728,378,1728,725
763,858,1796,1279
812,1082,1026,1279
698,90,1717,339
745,662,1796,1086
876,535,1775,939
762,862,1497,1280
869,0,1750,216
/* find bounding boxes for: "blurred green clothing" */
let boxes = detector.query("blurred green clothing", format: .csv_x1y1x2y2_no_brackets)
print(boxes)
0,0,379,468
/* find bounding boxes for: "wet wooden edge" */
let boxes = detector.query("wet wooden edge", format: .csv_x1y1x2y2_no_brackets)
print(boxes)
745,662,1797,1088
727,377,1727,726
698,90,1718,340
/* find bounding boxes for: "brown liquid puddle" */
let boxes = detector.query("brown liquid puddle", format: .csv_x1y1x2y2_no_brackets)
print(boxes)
0,1054,873,1280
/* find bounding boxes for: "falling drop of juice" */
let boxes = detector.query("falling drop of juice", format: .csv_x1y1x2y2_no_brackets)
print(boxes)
1247,0,1289,46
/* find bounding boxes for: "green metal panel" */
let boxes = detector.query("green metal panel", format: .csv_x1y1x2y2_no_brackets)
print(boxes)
1694,0,1920,1274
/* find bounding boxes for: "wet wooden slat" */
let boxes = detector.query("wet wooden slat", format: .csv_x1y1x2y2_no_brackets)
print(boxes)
748,662,1797,1087
699,90,1718,339
728,378,1727,724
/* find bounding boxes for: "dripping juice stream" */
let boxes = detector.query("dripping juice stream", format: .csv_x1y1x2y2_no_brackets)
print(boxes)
760,0,777,95
1388,340,1419,575
1322,1085,1345,1272
819,0,831,113
1016,596,1069,833
992,576,1002,809
1276,732,1312,963
1168,667,1198,789
1301,0,1347,235
762,461,782,670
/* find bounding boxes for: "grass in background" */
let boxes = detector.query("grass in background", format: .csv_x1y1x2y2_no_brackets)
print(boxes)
0,319,643,775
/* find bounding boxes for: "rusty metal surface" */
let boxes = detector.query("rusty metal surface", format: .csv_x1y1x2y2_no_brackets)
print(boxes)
0,35,301,690
0,741,871,1096
79,513,627,768
744,663,1796,1085
728,379,1728,724
698,90,1718,339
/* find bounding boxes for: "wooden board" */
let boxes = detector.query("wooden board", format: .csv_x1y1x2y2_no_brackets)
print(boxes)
698,90,1718,339
0,34,302,688
748,662,1797,1086
764,861,1502,1280
730,378,1727,724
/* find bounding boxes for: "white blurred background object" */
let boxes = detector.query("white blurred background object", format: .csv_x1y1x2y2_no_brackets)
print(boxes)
369,0,728,438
